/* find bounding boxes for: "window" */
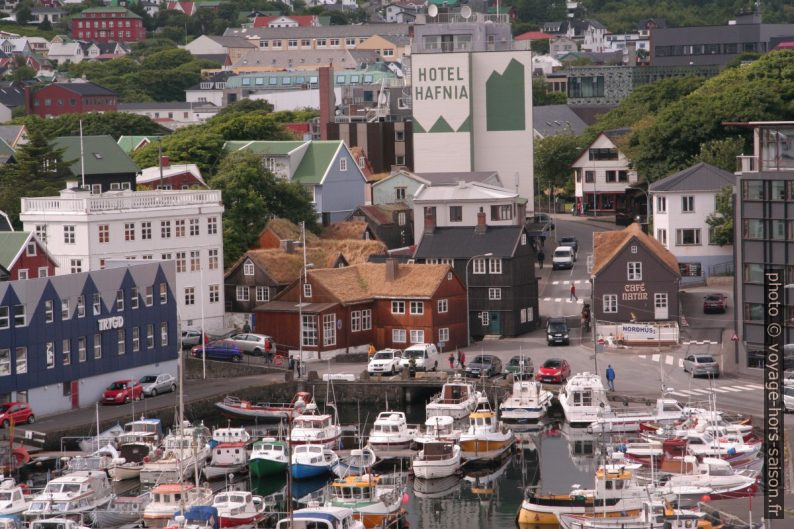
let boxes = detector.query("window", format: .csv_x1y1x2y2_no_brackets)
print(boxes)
395,187,406,201
159,283,167,304
146,324,154,349
676,228,701,246
655,196,667,213
395,155,405,165
656,228,667,247
92,292,101,316
161,220,171,238
410,301,423,315
236,286,249,301
655,292,668,310
17,269,28,280
0,350,8,376
584,170,595,183
339,158,347,172
771,220,786,240
64,225,75,244
600,294,618,314
15,347,26,374
77,295,85,317
391,300,405,314
208,249,219,270
175,219,185,237
520,309,527,323
70,259,83,274
627,262,642,281
24,241,36,257
13,305,25,327
605,170,617,183
124,223,135,241
130,288,138,309
255,287,269,302
351,311,362,332
392,329,407,343
569,76,606,99
410,330,425,343
189,218,199,236
243,261,254,276
681,196,694,213
480,312,490,326
743,219,764,239
489,288,502,300
302,315,318,346
490,204,513,221
449,206,462,222
489,258,502,274
303,283,312,298
45,342,55,369
0,306,7,329
176,252,186,273
742,180,764,200
76,336,86,362
771,180,786,201
35,225,46,243
745,263,765,283
160,322,168,346
60,298,69,321
93,334,102,359
472,258,486,274
322,314,336,346
184,287,195,306
209,284,219,303
744,303,764,321
62,339,71,365
132,328,140,352
437,299,448,313
141,221,151,240
207,216,218,235
190,250,200,271
587,147,618,161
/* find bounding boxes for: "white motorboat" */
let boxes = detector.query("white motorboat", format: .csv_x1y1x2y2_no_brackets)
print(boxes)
216,391,316,421
29,518,91,529
332,447,377,478
274,506,365,529
412,475,461,499
290,445,339,480
412,440,461,479
558,500,709,529
328,473,405,529
67,444,119,473
249,439,288,478
367,411,417,451
143,483,213,528
212,490,266,528
78,424,124,453
288,413,341,448
107,418,164,482
587,399,686,434
25,470,112,519
140,422,211,485
204,427,252,481
426,375,481,420
413,416,462,446
0,480,29,515
499,381,553,424
559,372,611,427
92,492,150,527
639,456,758,500
458,396,514,461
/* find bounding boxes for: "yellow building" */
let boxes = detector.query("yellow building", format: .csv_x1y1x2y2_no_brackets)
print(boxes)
355,34,410,62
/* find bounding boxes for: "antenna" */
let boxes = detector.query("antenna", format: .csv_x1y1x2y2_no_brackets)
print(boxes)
428,4,438,17
460,5,472,19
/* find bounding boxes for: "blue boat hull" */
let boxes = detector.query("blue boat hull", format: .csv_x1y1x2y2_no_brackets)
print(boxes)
291,463,331,480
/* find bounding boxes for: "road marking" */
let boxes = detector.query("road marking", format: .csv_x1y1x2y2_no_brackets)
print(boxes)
709,387,729,393
554,298,562,302
678,359,684,368
733,385,762,391
574,280,582,285
652,354,660,362
665,355,674,366
669,391,690,397
543,297,551,301
681,340,719,345
552,281,559,285
745,384,764,390
688,389,712,395
718,386,744,392
577,299,583,304
677,390,700,396
638,355,646,359
563,280,570,285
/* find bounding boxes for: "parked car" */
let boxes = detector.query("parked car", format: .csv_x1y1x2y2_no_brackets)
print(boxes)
399,343,439,372
465,355,502,378
191,340,243,363
703,293,728,314
558,236,578,254
546,317,570,345
784,380,794,413
534,213,555,230
551,246,575,270
139,374,177,397
504,355,534,379
181,329,203,349
367,349,403,375
102,380,143,405
535,358,571,384
0,402,34,427
683,354,720,378
227,333,275,356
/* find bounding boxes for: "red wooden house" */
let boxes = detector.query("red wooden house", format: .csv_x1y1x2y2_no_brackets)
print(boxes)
0,232,58,281
25,82,117,117
254,260,466,358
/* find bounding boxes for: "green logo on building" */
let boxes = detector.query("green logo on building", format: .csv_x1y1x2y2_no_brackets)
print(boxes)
486,59,525,132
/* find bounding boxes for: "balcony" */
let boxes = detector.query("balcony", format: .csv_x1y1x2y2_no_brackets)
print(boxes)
736,155,757,173
21,190,223,215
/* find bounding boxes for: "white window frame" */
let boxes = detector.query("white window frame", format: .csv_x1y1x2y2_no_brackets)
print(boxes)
362,309,372,331
656,228,667,247
682,195,695,213
117,329,125,355
472,258,486,274
488,288,502,300
38,267,48,278
302,314,318,346
410,301,423,315
480,312,489,326
184,287,195,306
392,328,406,343
656,196,666,213
437,299,448,313
351,310,362,332
410,329,424,343
63,225,75,244
603,294,618,313
391,300,405,314
676,228,702,246
339,157,347,171
303,283,312,298
627,262,642,281
209,284,220,303
26,242,36,257
236,286,249,301
654,292,668,309
438,328,449,343
489,258,502,274
17,269,28,280
132,329,140,352
323,314,336,346
255,286,269,302
243,261,255,276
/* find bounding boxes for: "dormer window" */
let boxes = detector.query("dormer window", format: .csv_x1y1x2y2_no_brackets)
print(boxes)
200,82,212,89
243,261,254,276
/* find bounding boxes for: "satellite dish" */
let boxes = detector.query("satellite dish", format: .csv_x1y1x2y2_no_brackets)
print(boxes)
460,5,472,19
428,4,438,17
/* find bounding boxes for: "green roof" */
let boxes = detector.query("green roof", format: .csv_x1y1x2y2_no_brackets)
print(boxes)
223,140,306,156
0,138,14,161
80,7,142,18
292,141,342,185
116,135,162,154
429,0,459,5
53,135,140,176
0,232,31,269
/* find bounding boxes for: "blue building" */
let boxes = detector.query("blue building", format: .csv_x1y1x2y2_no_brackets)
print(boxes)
0,261,178,417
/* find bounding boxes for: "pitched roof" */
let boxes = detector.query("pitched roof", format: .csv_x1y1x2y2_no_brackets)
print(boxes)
138,163,206,187
253,15,318,27
116,135,162,154
48,81,116,96
352,203,409,226
602,127,632,143
533,104,589,137
224,140,306,155
322,220,369,240
413,181,520,203
80,6,141,18
206,35,257,48
515,31,554,40
233,49,374,70
317,239,386,264
413,226,525,259
262,218,320,244
648,162,735,193
53,135,139,176
0,231,30,269
234,248,341,284
0,210,11,231
292,141,343,184
224,23,410,40
593,223,679,277
0,138,14,164
413,171,501,186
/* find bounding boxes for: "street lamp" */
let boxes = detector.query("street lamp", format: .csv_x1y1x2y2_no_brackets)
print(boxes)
633,186,651,230
297,262,314,379
465,252,493,347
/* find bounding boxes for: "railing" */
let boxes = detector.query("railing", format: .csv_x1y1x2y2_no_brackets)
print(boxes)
21,190,223,214
736,155,757,173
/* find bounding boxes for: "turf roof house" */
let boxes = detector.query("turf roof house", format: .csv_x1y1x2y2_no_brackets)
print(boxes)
53,135,140,193
224,140,367,224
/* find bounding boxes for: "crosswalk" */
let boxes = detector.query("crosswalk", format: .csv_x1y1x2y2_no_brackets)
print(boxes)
635,353,764,397
551,280,585,285
541,297,584,304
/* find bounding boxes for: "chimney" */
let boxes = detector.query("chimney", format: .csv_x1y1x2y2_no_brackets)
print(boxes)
424,211,435,234
282,240,295,253
160,155,170,168
318,66,335,140
385,258,399,281
475,207,487,234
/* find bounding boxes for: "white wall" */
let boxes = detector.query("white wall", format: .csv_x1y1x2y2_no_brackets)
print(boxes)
185,89,224,107
572,134,637,198
249,87,341,112
652,190,732,259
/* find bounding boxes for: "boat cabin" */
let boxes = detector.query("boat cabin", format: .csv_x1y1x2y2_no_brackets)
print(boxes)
424,416,455,437
421,442,454,461
590,467,637,497
293,415,333,430
253,440,286,455
211,442,248,464
213,491,253,506
0,516,22,529
469,412,495,430
293,445,327,464
212,428,251,444
275,507,358,529
152,483,196,505
29,520,84,529
331,475,378,501
440,383,470,404
124,419,163,437
372,412,408,433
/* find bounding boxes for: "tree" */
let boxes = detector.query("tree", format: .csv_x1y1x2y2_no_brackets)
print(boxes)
208,151,318,267
37,18,52,31
15,5,32,24
706,186,734,246
13,113,168,140
10,65,36,82
133,126,225,173
691,137,746,172
534,134,583,204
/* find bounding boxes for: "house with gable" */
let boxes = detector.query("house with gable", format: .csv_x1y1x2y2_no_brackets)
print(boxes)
348,203,414,250
224,140,367,224
0,232,57,280
372,169,502,208
116,135,162,155
52,135,139,192
257,217,320,250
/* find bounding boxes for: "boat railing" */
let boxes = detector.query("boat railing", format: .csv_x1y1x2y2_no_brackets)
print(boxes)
430,393,471,405
417,452,453,462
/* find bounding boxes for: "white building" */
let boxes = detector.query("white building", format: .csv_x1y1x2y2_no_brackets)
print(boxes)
571,128,638,214
19,183,226,330
412,181,527,245
649,162,735,283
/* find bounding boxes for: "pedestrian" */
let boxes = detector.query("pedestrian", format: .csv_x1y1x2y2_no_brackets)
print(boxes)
537,250,545,269
448,353,455,369
242,321,251,333
264,337,273,363
606,364,616,391
570,284,577,301
459,350,466,370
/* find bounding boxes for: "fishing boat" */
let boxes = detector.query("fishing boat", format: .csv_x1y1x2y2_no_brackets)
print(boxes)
29,518,91,529
66,444,119,473
558,373,611,427
164,506,219,529
215,392,316,421
458,396,515,461
0,480,29,515
558,500,721,529
643,411,755,443
290,445,339,480
587,399,687,434
517,466,658,526
78,424,124,453
328,474,405,528
212,491,266,528
203,428,252,481
143,483,214,528
92,492,150,527
367,412,417,451
412,440,461,479
332,447,377,478
107,418,164,482
140,422,212,485
637,456,758,500
248,439,288,478
413,416,462,446
25,470,113,519
499,381,553,424
274,506,365,529
288,412,342,448
425,375,481,420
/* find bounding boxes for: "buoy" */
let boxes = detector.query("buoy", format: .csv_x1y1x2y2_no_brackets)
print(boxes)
701,495,711,502
401,492,409,505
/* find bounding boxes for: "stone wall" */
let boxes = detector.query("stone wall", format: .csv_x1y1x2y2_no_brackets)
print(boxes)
183,357,286,379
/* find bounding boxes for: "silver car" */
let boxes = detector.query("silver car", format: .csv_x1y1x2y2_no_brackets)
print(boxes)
228,333,275,356
181,329,202,349
139,374,177,397
683,354,720,378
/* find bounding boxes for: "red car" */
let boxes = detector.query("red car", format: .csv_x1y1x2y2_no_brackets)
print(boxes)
703,293,728,314
102,380,143,405
536,358,571,384
0,402,34,427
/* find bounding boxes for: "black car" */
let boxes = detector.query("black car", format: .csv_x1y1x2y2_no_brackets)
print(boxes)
559,236,578,253
465,355,503,378
546,317,570,345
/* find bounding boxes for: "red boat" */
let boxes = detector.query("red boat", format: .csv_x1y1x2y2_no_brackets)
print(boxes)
213,491,266,528
215,392,315,421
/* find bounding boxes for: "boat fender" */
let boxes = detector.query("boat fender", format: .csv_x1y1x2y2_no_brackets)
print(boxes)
727,447,737,456
618,443,627,452
401,492,409,505
11,447,29,466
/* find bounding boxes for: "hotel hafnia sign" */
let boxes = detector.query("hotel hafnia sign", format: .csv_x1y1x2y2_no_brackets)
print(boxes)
414,66,470,101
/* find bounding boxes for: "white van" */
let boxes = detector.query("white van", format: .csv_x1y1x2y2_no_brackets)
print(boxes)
399,343,439,371
552,246,575,270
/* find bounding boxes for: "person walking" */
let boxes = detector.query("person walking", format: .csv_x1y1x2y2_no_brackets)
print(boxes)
606,365,616,391
242,321,251,333
570,284,577,301
537,250,545,269
459,350,466,370
448,353,455,370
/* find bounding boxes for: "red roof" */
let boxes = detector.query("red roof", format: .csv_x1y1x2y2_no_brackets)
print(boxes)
253,15,317,27
514,31,553,41
284,122,310,138
774,41,794,49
